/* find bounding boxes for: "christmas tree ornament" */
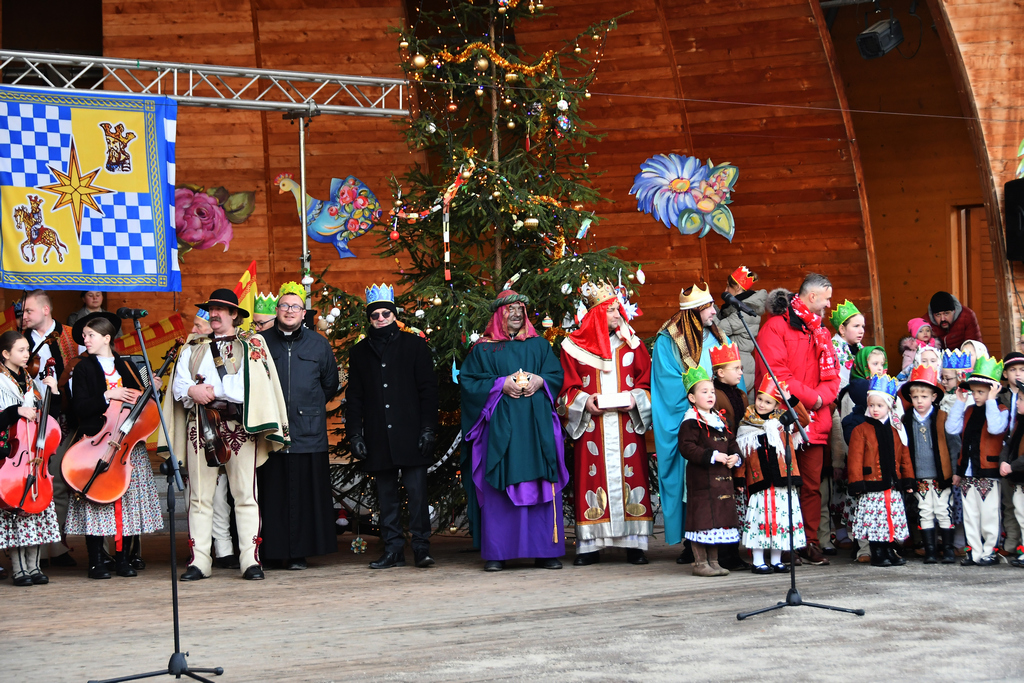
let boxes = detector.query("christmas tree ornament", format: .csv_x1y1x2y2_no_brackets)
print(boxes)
399,40,409,49
476,86,485,97
636,267,646,284
523,217,539,228
461,170,472,180
390,229,400,241
536,1,544,8
426,122,437,134
584,90,591,99
504,72,520,83
432,296,443,306
561,283,573,294
504,97,512,105
330,307,341,318
506,120,516,129
325,314,336,324
449,523,459,533
447,102,459,112
301,274,314,285
475,56,490,71
592,32,600,40
316,318,330,331
583,162,590,169
556,114,571,131
415,309,425,318
542,315,554,328
351,537,367,554
492,190,502,198
574,44,582,54
556,98,569,111
411,54,427,69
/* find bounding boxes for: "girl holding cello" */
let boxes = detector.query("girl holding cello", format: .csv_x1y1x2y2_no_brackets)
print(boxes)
0,330,62,585
65,312,163,579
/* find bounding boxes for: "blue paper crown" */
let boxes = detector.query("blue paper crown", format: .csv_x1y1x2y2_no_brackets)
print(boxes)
195,309,210,321
867,374,898,398
942,349,972,370
365,283,395,306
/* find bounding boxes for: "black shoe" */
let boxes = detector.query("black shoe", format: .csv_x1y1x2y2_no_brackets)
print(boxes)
534,557,563,569
869,542,892,568
626,549,649,565
752,564,773,575
718,555,751,571
125,537,145,570
43,551,77,568
286,557,308,570
369,552,405,569
179,565,207,581
413,550,435,568
213,554,241,569
12,572,32,587
975,554,999,567
771,562,790,573
676,541,694,564
88,564,112,580
115,551,137,578
484,560,504,572
888,544,907,566
822,546,839,556
85,536,112,579
573,551,600,566
29,571,49,585
242,565,265,580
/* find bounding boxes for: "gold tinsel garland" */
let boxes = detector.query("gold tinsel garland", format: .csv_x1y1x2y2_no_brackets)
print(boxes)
439,409,461,427
433,42,556,78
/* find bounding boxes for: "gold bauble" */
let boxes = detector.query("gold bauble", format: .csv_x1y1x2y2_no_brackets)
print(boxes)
592,33,600,41
399,40,409,49
584,91,591,100
492,190,502,199
574,45,581,54
447,102,459,112
506,120,516,129
411,54,427,69
573,203,584,211
432,296,443,306
504,72,520,83
449,524,459,533
523,217,540,229
475,56,490,72
476,86,485,97
583,163,590,170
461,170,472,180
498,6,506,13
537,1,545,8
316,318,330,331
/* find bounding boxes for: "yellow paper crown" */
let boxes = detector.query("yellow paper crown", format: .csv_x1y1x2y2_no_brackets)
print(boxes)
278,281,307,304
679,282,713,311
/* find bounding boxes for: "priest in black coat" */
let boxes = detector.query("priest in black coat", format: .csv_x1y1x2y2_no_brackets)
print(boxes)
258,282,340,569
346,283,439,570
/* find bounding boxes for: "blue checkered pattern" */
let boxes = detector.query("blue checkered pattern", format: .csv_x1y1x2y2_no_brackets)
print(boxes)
0,102,71,188
80,192,158,276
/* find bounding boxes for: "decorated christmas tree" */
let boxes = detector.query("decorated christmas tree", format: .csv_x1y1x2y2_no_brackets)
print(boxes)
313,1,642,541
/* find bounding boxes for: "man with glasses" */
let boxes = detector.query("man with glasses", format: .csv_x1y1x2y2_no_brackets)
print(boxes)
346,283,439,569
251,292,278,333
258,282,340,570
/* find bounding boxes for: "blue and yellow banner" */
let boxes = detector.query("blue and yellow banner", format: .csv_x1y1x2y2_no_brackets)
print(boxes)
0,85,179,291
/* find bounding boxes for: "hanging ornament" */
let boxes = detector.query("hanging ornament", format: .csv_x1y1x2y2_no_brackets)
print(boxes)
504,72,520,83
426,122,437,134
389,229,400,241
504,97,512,105
492,190,502,199
415,309,425,318
506,120,516,129
536,1,544,8
411,54,427,69
330,307,341,318
475,56,490,72
316,318,330,332
447,101,459,113
583,162,590,170
592,32,601,41
325,314,336,324
556,114,572,132
351,537,367,554
574,44,581,54
556,98,569,111
542,315,554,328
399,40,409,49
528,0,536,12
461,169,472,180
441,169,468,282
561,283,572,294
432,296,443,306
476,86,485,97
636,267,646,285
301,275,314,285
523,217,540,229
584,90,591,100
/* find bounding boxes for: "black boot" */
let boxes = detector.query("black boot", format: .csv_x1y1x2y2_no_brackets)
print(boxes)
86,536,111,580
888,543,907,566
939,528,957,564
126,536,146,571
921,528,939,564
869,542,891,567
115,547,137,578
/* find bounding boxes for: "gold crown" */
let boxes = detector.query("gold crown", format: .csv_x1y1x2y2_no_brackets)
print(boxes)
582,280,617,308
678,282,713,310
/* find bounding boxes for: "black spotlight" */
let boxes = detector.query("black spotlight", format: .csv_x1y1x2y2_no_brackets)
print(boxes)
857,8,904,59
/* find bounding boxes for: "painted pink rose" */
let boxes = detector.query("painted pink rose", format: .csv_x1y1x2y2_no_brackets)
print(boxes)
346,218,360,231
353,195,369,209
339,185,358,205
175,188,233,251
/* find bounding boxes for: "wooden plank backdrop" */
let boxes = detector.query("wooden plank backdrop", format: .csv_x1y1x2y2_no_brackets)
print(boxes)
96,0,879,340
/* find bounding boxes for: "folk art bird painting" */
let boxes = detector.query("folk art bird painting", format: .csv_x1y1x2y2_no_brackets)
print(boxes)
274,173,383,259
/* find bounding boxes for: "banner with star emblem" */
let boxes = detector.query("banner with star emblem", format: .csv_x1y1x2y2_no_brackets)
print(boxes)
0,85,179,291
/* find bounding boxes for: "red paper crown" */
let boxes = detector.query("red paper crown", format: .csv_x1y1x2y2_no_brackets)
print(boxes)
710,342,741,367
730,265,756,292
757,374,787,403
900,364,942,402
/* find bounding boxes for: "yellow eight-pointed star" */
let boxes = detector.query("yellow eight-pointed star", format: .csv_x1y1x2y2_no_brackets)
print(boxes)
39,138,113,236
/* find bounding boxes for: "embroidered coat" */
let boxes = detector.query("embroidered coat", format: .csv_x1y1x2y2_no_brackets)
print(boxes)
847,419,915,495
901,409,953,488
677,412,740,533
737,400,809,494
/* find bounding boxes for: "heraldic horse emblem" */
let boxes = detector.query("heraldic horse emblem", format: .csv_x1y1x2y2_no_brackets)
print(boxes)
14,195,67,264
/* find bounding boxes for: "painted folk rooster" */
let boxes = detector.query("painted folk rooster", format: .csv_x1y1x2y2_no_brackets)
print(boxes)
274,173,382,259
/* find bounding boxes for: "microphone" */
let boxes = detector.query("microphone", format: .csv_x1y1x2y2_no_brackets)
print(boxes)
722,292,757,317
117,307,149,319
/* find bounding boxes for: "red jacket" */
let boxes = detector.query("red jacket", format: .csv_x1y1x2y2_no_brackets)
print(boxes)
927,297,982,350
754,290,840,445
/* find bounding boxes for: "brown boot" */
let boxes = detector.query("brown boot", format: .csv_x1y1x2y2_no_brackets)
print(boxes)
691,543,718,577
706,544,730,576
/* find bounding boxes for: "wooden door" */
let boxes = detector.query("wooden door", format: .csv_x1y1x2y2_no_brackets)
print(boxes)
953,205,1001,356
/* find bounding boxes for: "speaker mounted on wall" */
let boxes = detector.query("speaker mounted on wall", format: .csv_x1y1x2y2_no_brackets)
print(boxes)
1006,178,1024,263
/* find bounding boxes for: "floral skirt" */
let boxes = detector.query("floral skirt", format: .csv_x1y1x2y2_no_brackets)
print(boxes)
0,502,60,549
65,444,164,537
742,487,807,550
684,527,740,544
851,490,909,543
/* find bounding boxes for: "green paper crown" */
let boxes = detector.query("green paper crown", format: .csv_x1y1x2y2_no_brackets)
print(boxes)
829,300,861,330
254,292,278,316
278,281,307,304
683,365,712,393
967,354,1004,385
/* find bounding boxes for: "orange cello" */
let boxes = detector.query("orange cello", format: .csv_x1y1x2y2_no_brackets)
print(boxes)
62,344,180,504
0,359,61,515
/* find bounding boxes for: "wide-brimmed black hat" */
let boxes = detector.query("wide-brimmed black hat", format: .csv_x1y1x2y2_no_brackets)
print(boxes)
197,288,249,319
72,310,123,346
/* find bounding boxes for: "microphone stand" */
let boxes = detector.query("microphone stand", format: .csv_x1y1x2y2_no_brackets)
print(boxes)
728,295,864,621
90,316,223,683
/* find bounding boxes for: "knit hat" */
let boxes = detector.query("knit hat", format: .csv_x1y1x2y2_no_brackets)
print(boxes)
907,317,931,339
930,291,956,314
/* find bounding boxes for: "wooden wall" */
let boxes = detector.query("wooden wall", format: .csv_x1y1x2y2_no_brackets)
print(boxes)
514,0,877,339
826,0,986,361
930,0,1024,354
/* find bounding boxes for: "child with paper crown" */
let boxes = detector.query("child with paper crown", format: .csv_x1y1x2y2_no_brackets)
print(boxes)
998,354,1024,567
677,366,742,577
900,366,956,564
830,300,865,391
847,375,915,567
710,341,750,571
945,355,1009,566
736,375,810,574
997,352,1024,556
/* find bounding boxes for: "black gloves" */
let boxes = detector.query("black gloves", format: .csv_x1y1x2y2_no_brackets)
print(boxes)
349,433,368,461
418,428,437,458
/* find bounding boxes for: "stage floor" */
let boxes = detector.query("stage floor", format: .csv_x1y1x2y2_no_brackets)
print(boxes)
3,533,1022,682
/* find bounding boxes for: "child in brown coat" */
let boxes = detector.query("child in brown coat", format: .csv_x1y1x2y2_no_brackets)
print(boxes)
711,342,750,570
678,366,741,577
848,375,915,567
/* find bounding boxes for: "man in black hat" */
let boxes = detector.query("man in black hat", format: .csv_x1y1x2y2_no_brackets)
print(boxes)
926,291,982,350
164,288,290,581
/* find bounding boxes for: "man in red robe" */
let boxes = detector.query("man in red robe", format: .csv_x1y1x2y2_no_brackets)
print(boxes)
558,282,654,565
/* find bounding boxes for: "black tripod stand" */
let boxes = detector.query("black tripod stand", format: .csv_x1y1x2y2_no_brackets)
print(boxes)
90,314,223,683
724,294,864,621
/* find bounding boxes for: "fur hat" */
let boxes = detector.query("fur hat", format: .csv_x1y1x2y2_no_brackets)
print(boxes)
766,288,793,317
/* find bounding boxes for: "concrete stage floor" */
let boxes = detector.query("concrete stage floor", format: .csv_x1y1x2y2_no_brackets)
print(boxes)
2,533,1022,682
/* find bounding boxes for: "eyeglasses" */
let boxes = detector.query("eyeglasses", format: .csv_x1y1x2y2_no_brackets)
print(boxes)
277,303,304,313
369,311,393,321
254,319,275,329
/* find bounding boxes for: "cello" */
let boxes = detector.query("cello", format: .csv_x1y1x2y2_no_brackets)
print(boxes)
62,343,180,505
0,359,61,515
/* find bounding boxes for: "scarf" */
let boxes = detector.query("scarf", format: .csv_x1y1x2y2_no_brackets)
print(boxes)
867,416,898,489
658,305,723,370
479,291,539,344
851,345,886,381
789,295,839,381
561,297,640,372
368,321,399,357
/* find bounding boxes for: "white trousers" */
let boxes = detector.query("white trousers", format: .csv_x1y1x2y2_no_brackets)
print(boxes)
185,420,260,575
1010,484,1024,554
915,481,953,530
961,478,1000,559
211,473,234,558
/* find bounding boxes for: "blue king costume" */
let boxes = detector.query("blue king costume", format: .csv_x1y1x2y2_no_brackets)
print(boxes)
460,290,568,569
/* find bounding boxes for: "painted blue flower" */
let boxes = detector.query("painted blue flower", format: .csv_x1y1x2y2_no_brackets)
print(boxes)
629,154,708,229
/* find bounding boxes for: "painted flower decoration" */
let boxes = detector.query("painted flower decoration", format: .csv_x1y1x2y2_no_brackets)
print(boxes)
174,184,256,259
629,153,739,241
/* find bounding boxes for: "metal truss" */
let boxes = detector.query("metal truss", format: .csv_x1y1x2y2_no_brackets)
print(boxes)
0,49,408,118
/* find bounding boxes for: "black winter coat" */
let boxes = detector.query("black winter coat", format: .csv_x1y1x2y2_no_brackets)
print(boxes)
263,324,340,453
71,354,144,437
346,325,438,472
